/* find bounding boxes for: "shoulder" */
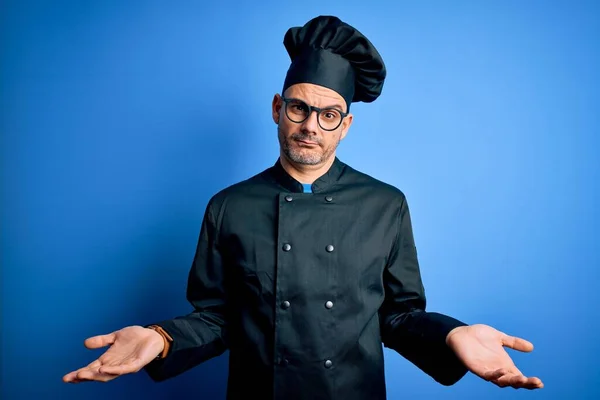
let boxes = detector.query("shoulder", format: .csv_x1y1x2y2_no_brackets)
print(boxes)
340,161,408,204
203,167,273,215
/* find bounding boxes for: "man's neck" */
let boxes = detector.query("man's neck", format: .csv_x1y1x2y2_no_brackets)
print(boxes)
279,152,336,184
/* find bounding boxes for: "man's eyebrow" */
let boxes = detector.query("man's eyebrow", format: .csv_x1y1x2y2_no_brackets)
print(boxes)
291,97,346,112
324,103,345,111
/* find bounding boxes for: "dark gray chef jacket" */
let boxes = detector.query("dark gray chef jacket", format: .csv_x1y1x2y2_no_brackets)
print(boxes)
144,157,469,399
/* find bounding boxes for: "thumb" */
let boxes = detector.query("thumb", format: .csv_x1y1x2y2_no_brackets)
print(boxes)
501,334,534,352
84,333,116,349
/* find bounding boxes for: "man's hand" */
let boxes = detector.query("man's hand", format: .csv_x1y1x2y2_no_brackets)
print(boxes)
446,324,543,389
62,325,165,383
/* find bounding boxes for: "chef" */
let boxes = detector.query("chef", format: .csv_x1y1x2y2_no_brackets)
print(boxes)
63,15,543,399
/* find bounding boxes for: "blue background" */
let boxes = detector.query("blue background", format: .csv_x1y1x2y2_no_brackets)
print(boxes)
2,1,599,399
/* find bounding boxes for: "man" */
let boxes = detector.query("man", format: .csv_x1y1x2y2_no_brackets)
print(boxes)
63,15,543,399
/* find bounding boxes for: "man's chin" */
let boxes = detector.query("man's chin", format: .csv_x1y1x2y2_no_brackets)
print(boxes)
286,150,323,165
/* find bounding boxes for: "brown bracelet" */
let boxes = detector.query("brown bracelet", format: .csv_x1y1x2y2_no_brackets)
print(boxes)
147,325,173,359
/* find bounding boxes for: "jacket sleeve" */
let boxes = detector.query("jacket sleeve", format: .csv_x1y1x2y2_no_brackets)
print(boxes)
144,198,229,382
379,194,469,386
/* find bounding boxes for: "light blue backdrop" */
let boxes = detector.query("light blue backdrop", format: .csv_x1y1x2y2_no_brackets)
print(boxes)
2,1,598,399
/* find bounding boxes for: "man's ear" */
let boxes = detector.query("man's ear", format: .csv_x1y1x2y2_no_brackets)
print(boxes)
340,113,353,140
272,94,282,124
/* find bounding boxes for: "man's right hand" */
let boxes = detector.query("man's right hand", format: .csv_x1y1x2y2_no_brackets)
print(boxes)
62,325,165,383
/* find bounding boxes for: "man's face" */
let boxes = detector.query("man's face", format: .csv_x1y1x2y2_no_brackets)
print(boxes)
272,83,353,166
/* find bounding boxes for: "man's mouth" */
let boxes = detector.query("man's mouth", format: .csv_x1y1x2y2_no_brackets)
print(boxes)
295,138,318,146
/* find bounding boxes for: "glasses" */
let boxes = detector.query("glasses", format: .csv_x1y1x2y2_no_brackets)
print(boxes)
281,97,348,131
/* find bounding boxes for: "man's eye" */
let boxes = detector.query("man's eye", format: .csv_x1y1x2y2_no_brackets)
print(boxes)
322,110,340,120
291,104,308,113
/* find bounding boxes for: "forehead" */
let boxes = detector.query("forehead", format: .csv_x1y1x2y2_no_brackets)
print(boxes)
284,83,346,108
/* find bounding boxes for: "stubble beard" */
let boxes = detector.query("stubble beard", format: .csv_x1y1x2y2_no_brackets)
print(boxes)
278,126,340,166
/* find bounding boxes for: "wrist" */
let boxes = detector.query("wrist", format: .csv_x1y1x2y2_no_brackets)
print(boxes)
147,325,173,359
446,325,467,346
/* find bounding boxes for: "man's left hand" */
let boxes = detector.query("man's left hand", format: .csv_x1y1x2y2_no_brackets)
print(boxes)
446,324,544,389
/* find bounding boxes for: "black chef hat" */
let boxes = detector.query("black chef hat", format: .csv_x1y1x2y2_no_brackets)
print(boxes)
282,15,386,111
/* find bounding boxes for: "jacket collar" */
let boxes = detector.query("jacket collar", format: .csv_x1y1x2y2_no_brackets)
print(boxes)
269,156,346,193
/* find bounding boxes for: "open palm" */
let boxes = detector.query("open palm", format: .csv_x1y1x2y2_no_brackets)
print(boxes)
446,324,543,389
63,325,164,383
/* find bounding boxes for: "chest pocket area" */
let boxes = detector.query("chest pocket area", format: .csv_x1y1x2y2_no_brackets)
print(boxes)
224,232,276,300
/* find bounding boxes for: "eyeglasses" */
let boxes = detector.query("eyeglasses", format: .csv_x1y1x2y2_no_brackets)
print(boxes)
281,97,348,131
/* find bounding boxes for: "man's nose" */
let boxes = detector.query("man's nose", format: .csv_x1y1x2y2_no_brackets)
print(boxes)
301,110,320,133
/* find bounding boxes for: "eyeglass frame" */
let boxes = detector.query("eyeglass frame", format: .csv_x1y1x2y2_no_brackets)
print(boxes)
280,96,349,131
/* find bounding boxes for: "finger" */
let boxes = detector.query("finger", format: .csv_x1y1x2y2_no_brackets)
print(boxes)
482,368,509,381
519,377,544,390
85,359,102,369
84,333,117,349
65,377,85,384
494,373,544,390
63,371,83,383
64,369,95,384
489,369,520,388
63,360,102,383
64,372,94,384
492,372,519,388
501,335,534,352
505,374,529,389
76,368,120,383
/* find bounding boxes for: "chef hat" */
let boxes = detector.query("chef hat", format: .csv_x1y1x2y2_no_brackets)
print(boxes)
281,15,386,111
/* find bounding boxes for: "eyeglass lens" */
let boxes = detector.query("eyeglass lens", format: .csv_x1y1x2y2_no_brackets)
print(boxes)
285,99,343,131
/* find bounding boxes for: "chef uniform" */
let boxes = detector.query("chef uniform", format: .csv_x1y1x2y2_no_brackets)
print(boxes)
144,15,469,399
